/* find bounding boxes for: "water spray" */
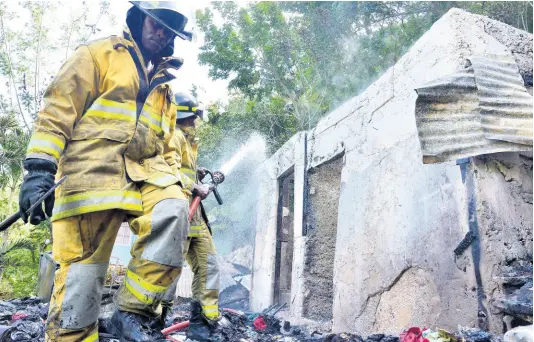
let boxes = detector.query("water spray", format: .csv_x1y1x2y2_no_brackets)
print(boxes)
219,133,266,176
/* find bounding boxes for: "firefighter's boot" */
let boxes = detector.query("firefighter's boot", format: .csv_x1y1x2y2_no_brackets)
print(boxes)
109,310,164,342
187,300,212,341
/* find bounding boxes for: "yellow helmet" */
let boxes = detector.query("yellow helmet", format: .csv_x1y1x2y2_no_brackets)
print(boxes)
173,92,208,122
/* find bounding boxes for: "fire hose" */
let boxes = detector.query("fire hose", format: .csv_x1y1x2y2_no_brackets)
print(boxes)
188,170,225,221
164,170,224,337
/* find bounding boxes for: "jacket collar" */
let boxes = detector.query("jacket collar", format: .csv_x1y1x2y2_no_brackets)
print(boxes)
123,27,183,87
122,26,148,81
121,26,183,92
178,124,198,142
150,57,183,85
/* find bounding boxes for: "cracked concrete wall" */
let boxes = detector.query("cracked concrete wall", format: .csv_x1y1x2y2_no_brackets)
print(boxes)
373,267,441,332
317,9,532,335
251,8,532,334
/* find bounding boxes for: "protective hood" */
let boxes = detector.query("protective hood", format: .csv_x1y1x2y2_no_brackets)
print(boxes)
177,124,197,139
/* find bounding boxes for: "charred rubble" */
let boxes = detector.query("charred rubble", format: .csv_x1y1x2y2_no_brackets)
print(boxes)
0,294,528,342
0,250,529,341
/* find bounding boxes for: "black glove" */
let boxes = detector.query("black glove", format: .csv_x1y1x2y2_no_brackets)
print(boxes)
19,158,57,225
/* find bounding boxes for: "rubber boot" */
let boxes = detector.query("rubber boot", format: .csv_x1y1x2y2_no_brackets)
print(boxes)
109,310,165,342
186,300,211,341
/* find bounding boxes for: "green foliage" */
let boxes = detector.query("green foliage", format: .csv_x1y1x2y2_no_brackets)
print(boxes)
197,1,533,155
0,2,112,298
0,237,37,299
0,115,28,191
0,248,37,299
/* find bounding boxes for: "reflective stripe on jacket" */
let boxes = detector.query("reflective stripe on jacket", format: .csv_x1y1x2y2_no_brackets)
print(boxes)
174,125,208,236
26,28,182,221
174,125,199,199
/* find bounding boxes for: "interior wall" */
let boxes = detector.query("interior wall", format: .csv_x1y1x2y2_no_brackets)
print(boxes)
302,156,344,321
473,152,533,331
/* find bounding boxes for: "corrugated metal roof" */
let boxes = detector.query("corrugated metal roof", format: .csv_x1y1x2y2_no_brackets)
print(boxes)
415,55,532,164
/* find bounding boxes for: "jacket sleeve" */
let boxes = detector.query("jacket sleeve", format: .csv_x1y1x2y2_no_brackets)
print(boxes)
163,102,180,177
174,134,197,193
26,46,98,165
180,164,197,193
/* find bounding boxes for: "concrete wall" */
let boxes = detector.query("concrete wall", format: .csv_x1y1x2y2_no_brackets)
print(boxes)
250,8,533,335
251,133,306,311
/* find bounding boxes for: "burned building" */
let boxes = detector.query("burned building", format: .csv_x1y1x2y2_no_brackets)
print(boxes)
250,8,533,335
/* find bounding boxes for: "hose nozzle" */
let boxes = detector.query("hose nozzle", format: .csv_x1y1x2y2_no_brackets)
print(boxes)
203,170,224,205
212,170,225,185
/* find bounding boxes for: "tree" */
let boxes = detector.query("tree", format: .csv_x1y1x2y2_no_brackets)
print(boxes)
195,1,532,249
0,1,114,297
0,115,28,193
197,1,532,153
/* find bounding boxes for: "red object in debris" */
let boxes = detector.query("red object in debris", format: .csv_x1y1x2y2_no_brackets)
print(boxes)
162,320,190,335
223,308,242,315
11,313,29,322
400,327,429,342
166,335,183,342
253,315,267,330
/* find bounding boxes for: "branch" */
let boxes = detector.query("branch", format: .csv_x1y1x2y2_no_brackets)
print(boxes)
64,6,90,60
0,13,31,132
365,8,431,28
82,2,108,43
34,3,47,118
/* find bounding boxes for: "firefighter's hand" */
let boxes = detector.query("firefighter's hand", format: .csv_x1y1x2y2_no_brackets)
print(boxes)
19,159,57,225
193,184,211,200
197,167,207,182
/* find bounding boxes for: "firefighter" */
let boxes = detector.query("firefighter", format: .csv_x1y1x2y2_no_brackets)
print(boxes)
18,2,195,341
161,92,220,341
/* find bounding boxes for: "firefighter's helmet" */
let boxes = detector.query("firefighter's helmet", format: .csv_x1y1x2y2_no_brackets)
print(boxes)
129,1,195,41
174,92,208,122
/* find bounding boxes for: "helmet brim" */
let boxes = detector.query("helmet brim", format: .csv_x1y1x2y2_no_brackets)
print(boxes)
130,2,192,41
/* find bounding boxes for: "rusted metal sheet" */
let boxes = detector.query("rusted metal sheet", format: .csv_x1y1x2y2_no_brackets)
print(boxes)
415,55,532,164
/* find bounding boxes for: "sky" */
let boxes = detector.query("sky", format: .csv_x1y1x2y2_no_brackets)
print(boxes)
4,0,229,106
105,1,229,105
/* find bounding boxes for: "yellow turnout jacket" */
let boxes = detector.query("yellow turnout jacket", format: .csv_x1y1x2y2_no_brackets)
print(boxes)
26,28,182,221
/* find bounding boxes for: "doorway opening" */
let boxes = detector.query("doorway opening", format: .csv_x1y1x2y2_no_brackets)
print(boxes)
273,170,295,306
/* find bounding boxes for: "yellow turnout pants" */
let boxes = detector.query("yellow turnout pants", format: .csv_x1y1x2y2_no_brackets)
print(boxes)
163,219,220,321
45,184,188,342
